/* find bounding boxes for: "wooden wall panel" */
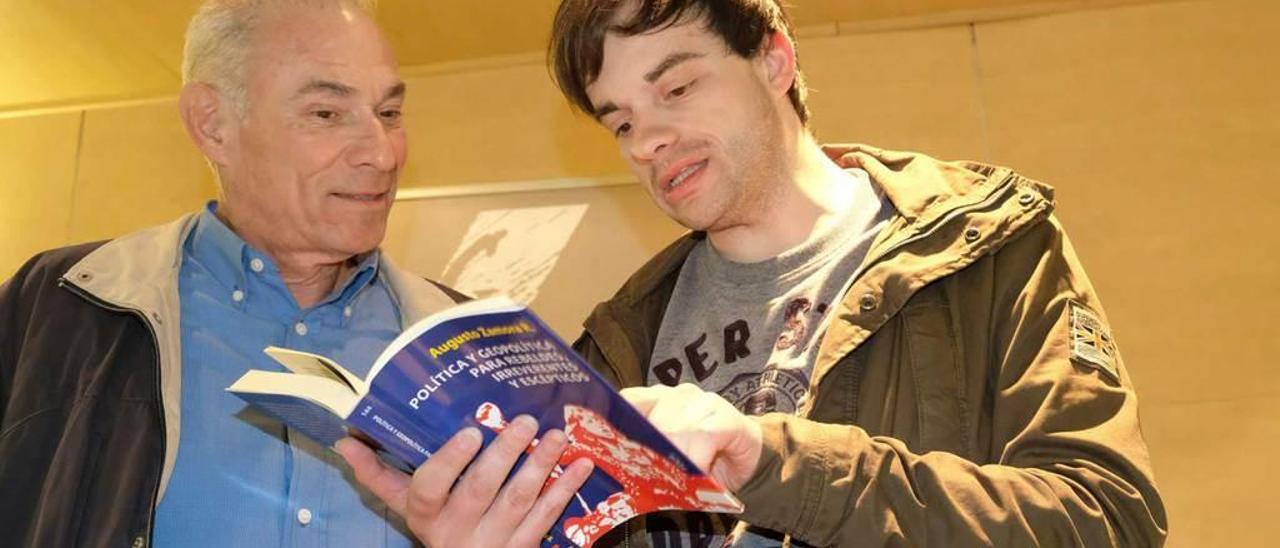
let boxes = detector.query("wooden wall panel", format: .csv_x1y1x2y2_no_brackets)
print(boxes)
802,24,989,160
0,113,81,278
70,100,217,243
399,63,626,188
1141,395,1280,545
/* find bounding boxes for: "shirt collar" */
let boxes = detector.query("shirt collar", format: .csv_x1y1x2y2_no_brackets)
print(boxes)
186,201,382,312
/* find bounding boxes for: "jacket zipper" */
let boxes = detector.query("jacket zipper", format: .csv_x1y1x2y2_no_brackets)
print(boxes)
865,173,1020,274
818,173,1023,420
60,279,167,548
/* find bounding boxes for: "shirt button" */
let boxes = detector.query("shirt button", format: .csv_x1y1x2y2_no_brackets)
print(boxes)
343,306,353,318
297,507,313,526
250,258,265,273
294,322,308,336
858,293,879,312
232,289,245,302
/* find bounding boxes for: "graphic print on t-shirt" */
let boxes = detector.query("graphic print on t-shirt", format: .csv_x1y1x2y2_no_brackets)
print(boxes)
651,295,833,415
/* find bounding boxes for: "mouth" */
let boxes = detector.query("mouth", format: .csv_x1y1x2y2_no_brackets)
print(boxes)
331,191,390,203
660,159,709,193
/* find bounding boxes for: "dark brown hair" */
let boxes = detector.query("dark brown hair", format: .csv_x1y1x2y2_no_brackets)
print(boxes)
548,0,809,124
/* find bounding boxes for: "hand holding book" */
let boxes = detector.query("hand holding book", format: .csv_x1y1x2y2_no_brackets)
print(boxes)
227,297,742,547
619,384,765,493
335,415,594,548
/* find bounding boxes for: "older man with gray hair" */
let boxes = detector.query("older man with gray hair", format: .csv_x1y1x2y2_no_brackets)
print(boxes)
0,1,589,546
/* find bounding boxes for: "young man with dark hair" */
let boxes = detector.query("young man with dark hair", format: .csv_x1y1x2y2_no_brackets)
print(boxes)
547,0,1168,546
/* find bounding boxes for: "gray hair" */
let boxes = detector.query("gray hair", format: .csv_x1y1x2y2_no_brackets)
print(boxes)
182,0,377,114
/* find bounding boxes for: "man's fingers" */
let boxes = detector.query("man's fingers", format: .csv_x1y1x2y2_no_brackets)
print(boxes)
666,430,718,470
483,429,571,527
619,385,664,416
819,143,866,167
403,427,484,520
508,457,595,547
441,415,539,521
620,384,761,490
646,384,716,433
335,437,412,515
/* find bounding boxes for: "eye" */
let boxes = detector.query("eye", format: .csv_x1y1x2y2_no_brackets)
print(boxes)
614,122,632,138
667,80,694,99
312,109,338,121
379,108,402,122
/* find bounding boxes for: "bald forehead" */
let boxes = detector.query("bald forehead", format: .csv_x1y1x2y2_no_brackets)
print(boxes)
237,4,402,110
250,4,377,50
244,5,395,72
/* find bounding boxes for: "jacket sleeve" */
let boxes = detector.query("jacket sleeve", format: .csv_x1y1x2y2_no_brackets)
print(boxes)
0,253,39,428
572,331,622,389
733,217,1168,546
0,274,12,424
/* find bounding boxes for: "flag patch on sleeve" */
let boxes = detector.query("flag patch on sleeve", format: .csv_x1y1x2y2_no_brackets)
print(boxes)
1069,301,1119,383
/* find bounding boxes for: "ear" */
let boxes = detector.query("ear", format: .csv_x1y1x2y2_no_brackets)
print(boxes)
178,82,234,166
758,31,797,98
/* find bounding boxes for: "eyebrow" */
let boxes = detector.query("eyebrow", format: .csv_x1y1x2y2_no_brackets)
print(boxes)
294,80,406,102
644,51,704,83
382,81,406,102
296,79,356,98
592,51,705,122
593,102,620,122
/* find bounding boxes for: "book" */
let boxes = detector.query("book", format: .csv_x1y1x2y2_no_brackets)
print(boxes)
226,296,743,547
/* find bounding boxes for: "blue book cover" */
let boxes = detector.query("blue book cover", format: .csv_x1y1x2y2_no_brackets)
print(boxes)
227,296,742,547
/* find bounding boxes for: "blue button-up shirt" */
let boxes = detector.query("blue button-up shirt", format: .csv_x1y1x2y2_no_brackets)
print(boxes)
154,204,415,547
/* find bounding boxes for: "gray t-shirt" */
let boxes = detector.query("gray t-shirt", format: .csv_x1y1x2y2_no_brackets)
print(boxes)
645,168,894,547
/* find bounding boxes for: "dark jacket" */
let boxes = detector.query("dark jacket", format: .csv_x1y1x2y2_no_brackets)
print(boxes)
0,214,461,547
575,145,1168,546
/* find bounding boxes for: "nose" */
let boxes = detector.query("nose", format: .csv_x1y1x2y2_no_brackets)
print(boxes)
626,117,677,163
348,113,399,172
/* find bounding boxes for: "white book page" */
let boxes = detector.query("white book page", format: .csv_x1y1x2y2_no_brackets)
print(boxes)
263,346,367,394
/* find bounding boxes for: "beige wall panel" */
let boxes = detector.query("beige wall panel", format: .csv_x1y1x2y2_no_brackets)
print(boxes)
802,25,990,161
976,0,1280,404
382,183,682,336
70,101,217,243
400,64,627,187
1141,397,1280,546
0,3,180,111
380,1,561,67
0,113,81,279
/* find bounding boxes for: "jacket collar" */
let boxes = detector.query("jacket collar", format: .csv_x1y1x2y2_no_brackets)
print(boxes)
63,213,454,328
60,212,456,501
826,144,1010,224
